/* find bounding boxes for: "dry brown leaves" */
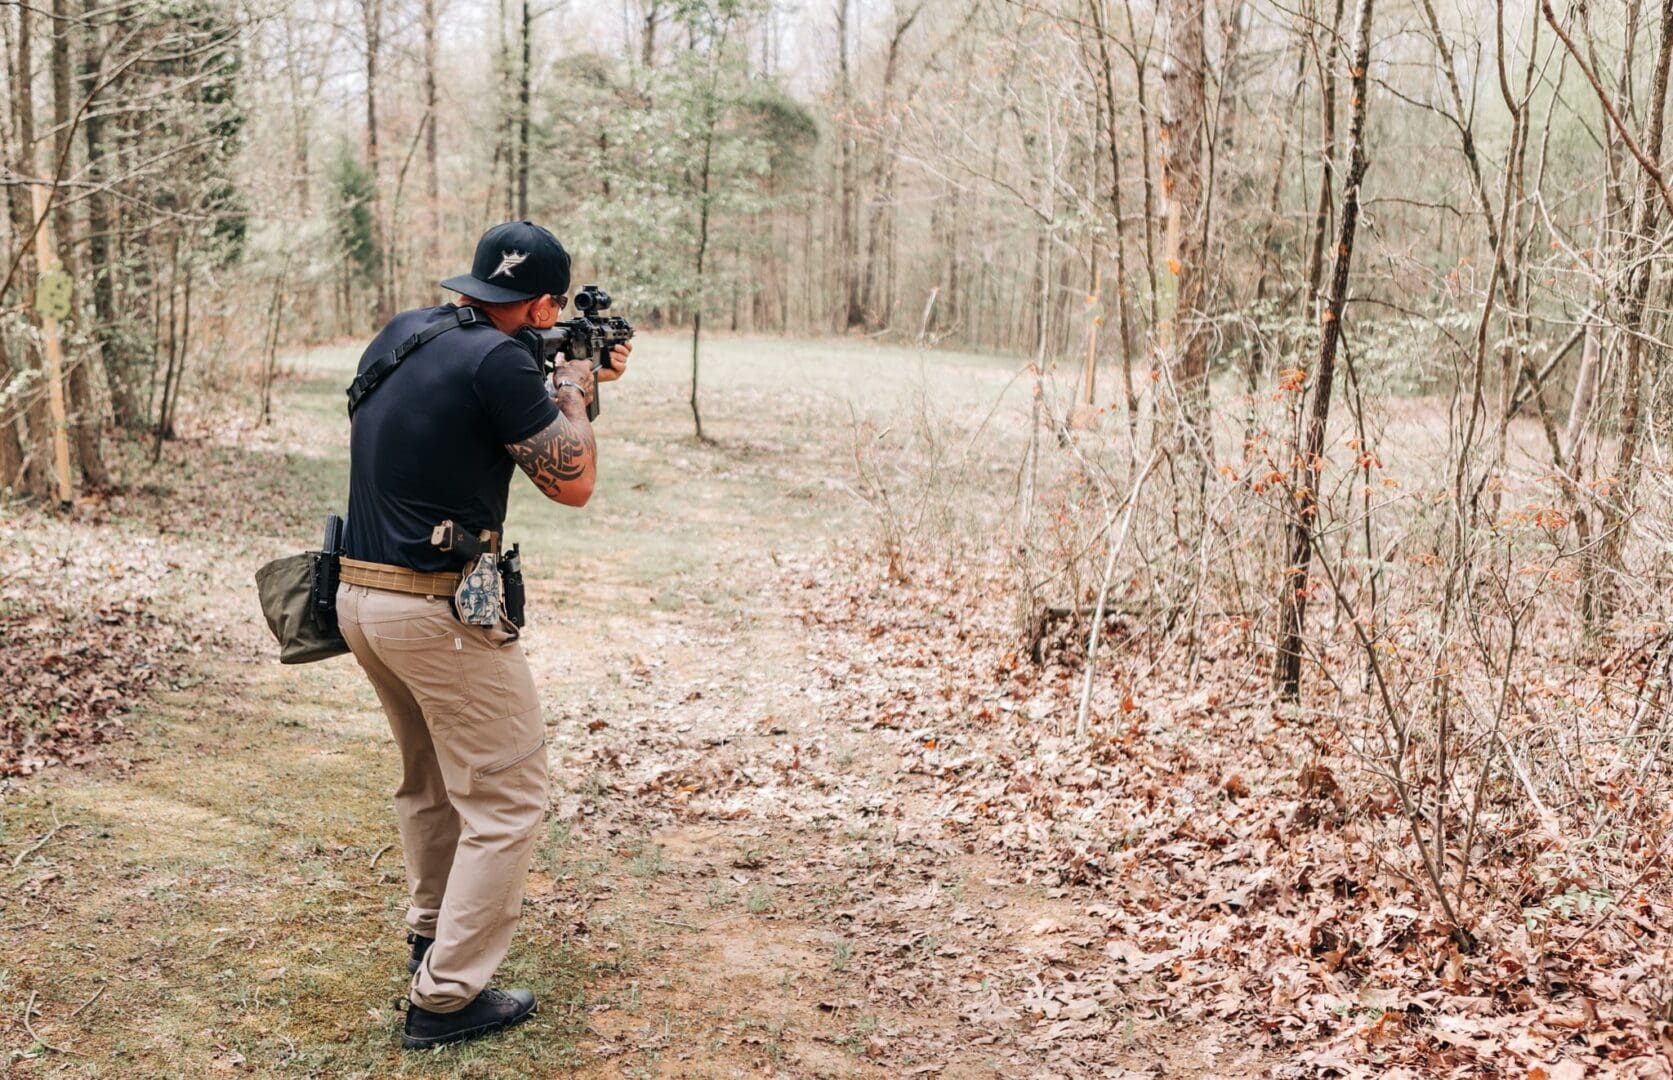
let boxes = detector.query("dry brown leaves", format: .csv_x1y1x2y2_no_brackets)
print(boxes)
0,597,176,777
781,545,1673,1076
0,435,297,782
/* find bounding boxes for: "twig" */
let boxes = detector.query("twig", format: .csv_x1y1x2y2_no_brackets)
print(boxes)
369,843,393,870
10,815,74,870
274,1031,299,1068
1076,448,1162,741
652,912,751,932
1493,728,1557,835
22,990,78,1056
67,986,105,1019
197,935,232,961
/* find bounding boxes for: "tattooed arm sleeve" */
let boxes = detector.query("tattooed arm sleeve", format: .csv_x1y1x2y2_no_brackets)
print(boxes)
506,393,597,506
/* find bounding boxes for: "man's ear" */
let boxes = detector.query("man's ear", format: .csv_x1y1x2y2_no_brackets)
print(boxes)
530,294,559,325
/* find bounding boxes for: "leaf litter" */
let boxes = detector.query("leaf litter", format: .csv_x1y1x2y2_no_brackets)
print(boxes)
742,543,1673,1076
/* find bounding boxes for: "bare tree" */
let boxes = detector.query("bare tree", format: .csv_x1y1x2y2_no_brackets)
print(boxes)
835,0,862,332
424,0,440,274
1274,0,1376,700
50,0,107,487
1160,0,1210,458
360,0,390,322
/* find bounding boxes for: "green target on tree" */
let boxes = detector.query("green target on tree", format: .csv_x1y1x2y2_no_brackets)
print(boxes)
35,269,72,321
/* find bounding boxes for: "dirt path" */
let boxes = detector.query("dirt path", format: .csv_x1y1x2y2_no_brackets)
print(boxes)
1,335,1264,1078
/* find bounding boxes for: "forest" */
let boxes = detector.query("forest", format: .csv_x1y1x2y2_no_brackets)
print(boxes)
4,0,1673,1074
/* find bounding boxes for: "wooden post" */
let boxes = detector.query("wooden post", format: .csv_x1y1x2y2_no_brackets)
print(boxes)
29,184,74,505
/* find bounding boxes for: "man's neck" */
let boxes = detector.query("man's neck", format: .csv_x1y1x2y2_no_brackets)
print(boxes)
456,298,527,336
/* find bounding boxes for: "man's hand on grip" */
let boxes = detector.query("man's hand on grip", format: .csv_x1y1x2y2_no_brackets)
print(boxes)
599,341,632,383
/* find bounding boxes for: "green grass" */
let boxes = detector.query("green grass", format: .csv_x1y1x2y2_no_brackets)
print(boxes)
0,667,594,1077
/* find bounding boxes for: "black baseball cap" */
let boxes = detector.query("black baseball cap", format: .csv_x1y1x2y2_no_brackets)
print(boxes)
441,221,571,304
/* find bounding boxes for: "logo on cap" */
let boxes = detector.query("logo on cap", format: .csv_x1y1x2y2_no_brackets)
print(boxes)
490,250,529,279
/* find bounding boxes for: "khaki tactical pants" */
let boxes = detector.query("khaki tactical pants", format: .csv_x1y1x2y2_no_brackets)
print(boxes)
336,584,549,1013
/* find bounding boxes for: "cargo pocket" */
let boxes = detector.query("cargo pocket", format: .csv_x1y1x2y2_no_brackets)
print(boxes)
433,706,548,802
477,734,546,779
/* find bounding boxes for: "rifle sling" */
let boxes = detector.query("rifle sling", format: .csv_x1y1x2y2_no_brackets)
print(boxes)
345,306,483,417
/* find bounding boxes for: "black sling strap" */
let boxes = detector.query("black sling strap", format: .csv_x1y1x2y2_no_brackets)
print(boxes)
345,306,483,417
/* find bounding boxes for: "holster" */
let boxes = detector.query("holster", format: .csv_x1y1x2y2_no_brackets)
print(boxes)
431,520,515,628
310,513,345,631
453,553,502,626
501,545,526,628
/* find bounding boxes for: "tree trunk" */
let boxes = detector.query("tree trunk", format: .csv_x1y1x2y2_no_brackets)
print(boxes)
1597,0,1673,627
80,1,138,432
944,182,962,335
495,0,513,218
0,4,30,487
423,0,439,275
6,0,34,262
1161,0,1210,456
284,21,310,216
260,255,290,426
1120,0,1160,330
836,0,863,331
153,235,182,462
516,0,531,220
0,333,24,490
1090,0,1138,436
50,0,106,488
1564,197,1610,469
641,0,661,67
362,0,389,322
689,82,721,441
1303,0,1345,315
859,7,919,331
860,158,898,330
9,1,54,497
1543,3,1636,632
1275,0,1376,701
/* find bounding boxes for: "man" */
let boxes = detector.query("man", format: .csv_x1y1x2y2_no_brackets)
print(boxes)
334,221,630,1049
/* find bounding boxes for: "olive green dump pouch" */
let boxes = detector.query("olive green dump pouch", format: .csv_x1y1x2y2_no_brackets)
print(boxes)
255,553,350,664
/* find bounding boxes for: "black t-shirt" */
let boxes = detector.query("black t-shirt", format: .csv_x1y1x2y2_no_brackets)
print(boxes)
344,305,559,572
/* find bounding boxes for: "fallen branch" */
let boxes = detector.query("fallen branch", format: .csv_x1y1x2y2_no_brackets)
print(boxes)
1043,604,1252,621
22,990,78,1057
10,815,74,870
369,843,393,870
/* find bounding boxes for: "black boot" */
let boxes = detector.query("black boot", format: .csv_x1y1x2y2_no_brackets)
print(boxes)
401,988,537,1049
406,932,433,975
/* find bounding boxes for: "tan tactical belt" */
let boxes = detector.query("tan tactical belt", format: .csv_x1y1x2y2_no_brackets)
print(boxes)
339,557,461,597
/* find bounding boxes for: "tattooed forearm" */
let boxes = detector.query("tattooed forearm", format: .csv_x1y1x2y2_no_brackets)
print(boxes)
507,405,596,503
